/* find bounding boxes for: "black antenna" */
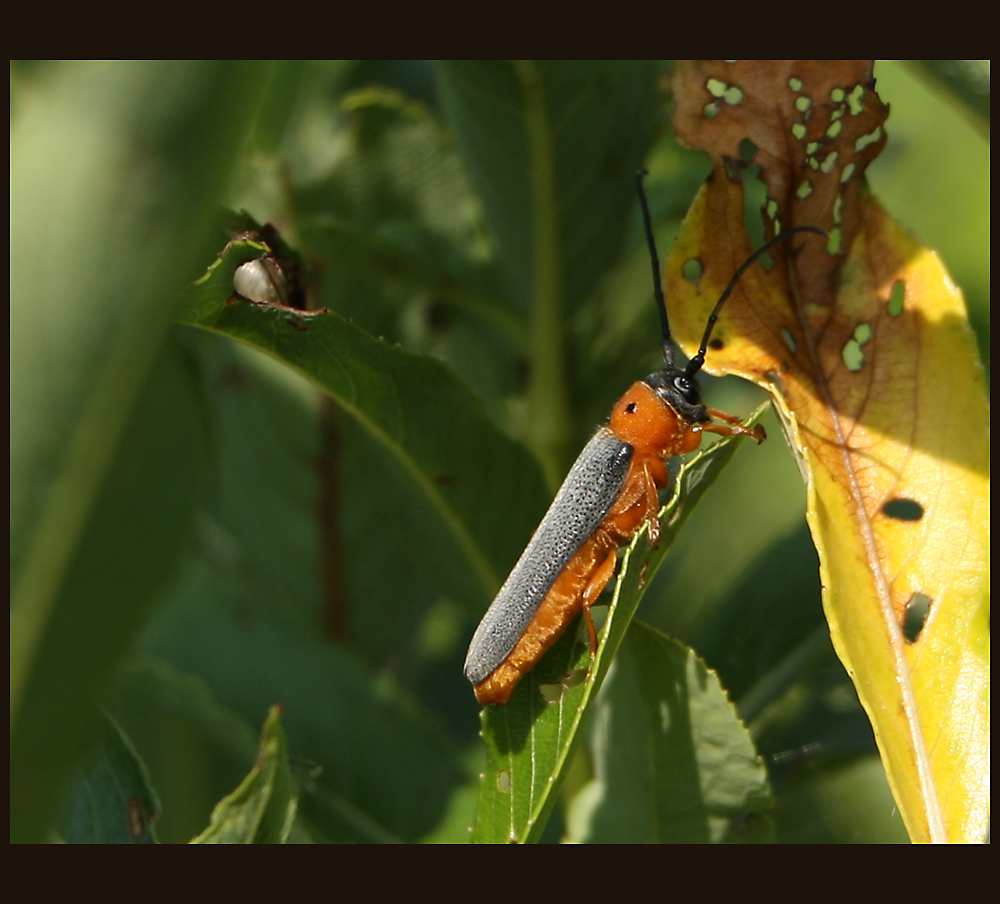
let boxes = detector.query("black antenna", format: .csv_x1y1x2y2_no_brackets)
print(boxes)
639,170,827,377
636,170,675,366
683,225,828,378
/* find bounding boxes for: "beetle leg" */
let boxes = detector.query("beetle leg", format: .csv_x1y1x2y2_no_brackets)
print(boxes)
702,408,767,443
642,461,663,547
581,546,619,655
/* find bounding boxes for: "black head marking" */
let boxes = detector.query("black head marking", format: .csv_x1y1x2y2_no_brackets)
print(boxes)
642,367,708,424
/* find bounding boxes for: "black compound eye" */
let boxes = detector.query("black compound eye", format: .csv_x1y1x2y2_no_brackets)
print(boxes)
673,376,699,404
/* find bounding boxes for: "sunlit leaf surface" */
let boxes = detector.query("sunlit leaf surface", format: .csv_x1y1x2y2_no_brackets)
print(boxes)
666,60,989,843
566,623,772,844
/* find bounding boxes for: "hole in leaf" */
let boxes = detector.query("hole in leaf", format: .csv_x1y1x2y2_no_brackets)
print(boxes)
806,141,820,155
842,339,863,371
706,77,728,98
741,165,768,247
820,151,839,173
826,227,842,254
807,156,820,171
887,280,905,316
840,162,856,183
703,102,720,119
795,95,811,113
766,199,779,220
781,327,798,354
826,119,843,139
538,682,565,703
903,593,932,643
738,138,757,161
830,87,846,103
789,76,803,91
757,251,774,271
855,126,883,152
882,498,924,521
540,668,587,703
841,324,870,371
705,77,742,107
497,770,511,793
796,180,813,199
791,122,807,140
683,258,703,281
723,85,743,105
847,84,865,115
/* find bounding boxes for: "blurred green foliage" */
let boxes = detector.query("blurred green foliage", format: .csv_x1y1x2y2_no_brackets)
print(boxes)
11,61,987,843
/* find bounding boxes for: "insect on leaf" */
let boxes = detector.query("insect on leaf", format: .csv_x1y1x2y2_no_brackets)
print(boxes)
666,60,989,844
471,413,764,844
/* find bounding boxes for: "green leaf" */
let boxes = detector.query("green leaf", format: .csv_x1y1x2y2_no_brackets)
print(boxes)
470,408,768,843
191,706,297,844
144,558,463,844
566,623,772,844
179,228,549,611
60,715,160,844
111,655,264,844
10,60,273,842
437,60,658,482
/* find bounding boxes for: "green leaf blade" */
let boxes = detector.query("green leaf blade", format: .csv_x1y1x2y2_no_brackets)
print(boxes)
60,715,161,844
10,60,272,843
191,706,297,844
568,623,772,844
181,233,549,610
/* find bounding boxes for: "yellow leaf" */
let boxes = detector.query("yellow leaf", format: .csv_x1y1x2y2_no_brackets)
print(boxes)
666,60,989,844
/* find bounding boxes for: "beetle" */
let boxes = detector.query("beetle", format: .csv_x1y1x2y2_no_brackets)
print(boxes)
464,172,826,705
